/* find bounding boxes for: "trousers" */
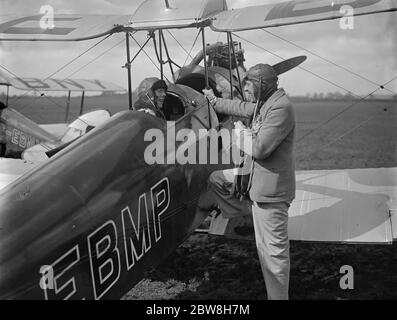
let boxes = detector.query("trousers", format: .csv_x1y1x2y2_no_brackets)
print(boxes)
203,169,290,300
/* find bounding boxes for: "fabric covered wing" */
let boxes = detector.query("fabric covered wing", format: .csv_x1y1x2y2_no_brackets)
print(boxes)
4,77,125,92
0,159,38,191
0,14,131,41
209,167,397,243
289,168,397,243
211,0,397,32
129,0,227,30
39,124,68,139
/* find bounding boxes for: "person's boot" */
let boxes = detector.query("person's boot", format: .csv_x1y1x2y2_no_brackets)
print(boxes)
196,207,221,232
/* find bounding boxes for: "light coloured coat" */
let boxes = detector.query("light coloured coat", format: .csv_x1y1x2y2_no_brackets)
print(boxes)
213,88,296,203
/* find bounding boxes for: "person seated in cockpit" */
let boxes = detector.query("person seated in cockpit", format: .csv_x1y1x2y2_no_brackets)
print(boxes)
134,79,168,119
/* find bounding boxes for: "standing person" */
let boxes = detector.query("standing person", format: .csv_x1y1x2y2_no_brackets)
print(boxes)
202,64,296,300
134,79,168,119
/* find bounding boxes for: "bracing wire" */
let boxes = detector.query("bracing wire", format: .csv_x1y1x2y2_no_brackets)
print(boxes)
167,30,194,61
65,37,125,79
233,32,365,97
130,34,171,83
2,34,124,117
232,32,396,148
44,34,112,80
261,29,397,96
182,30,201,67
0,64,72,112
6,34,113,108
298,106,390,161
296,75,397,147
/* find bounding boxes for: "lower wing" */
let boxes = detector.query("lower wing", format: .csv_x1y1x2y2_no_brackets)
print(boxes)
208,167,397,244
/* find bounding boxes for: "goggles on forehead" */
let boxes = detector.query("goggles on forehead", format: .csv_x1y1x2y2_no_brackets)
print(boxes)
243,77,268,90
244,75,277,82
243,76,279,89
243,75,256,83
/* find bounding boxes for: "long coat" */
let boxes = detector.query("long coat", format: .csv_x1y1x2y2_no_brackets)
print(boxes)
213,88,296,203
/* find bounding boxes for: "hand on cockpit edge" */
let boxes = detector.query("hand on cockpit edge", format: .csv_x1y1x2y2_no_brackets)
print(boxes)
202,88,217,107
137,108,156,116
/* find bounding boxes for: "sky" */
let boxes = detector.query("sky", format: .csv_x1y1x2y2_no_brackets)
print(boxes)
0,0,396,98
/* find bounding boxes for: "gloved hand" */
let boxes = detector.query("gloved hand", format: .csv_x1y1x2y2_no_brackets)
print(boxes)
137,108,156,116
202,88,217,106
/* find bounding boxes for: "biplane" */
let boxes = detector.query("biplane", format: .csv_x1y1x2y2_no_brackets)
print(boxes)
0,0,396,300
0,71,123,159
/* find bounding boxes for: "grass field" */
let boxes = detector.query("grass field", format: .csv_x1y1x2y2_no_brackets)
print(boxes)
293,98,397,170
8,93,396,170
8,93,397,300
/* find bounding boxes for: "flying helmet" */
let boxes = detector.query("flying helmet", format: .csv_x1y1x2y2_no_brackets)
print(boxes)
244,64,278,85
135,77,160,105
151,79,168,92
243,64,278,101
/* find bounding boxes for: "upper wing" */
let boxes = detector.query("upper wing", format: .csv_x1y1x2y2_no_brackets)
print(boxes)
129,0,227,30
5,77,126,92
0,71,125,91
211,0,397,32
0,14,131,41
0,0,228,40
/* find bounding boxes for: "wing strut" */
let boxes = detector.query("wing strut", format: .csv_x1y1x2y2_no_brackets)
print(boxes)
65,90,71,122
125,32,133,110
159,30,164,80
227,32,234,99
228,32,245,101
79,91,85,115
201,27,212,129
201,27,209,90
6,86,9,106
160,31,176,83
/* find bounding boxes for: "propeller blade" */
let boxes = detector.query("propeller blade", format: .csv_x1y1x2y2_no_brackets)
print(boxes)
272,55,307,75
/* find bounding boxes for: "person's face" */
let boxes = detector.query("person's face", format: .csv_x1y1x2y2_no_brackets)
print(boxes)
216,83,230,99
243,80,257,102
215,74,231,99
154,88,166,108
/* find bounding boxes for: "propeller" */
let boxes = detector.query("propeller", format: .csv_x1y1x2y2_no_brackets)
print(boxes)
272,55,307,76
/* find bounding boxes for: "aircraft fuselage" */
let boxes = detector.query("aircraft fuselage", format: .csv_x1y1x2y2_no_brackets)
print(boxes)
0,110,215,299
